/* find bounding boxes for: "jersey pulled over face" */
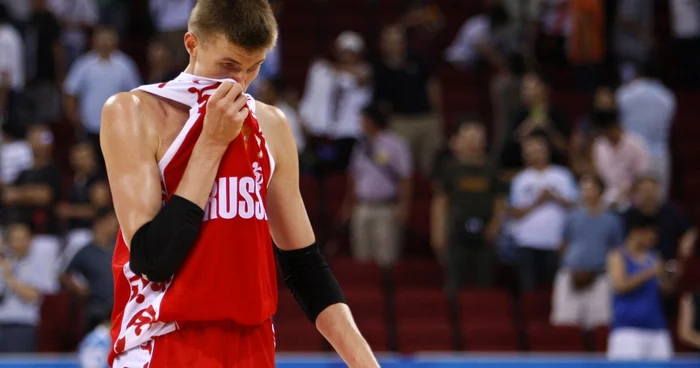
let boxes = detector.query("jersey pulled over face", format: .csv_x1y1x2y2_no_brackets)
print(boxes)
108,74,278,366
186,32,267,92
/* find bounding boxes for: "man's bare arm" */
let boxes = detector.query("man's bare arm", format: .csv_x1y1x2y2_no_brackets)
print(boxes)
260,104,378,367
101,92,163,244
101,87,243,245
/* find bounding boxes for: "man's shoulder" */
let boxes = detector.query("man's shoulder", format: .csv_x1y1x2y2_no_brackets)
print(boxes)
101,90,162,143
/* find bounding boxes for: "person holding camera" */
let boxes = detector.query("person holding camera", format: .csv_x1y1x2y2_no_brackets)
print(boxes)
607,210,677,360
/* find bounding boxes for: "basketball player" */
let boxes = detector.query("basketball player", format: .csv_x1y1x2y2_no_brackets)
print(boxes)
100,1,379,367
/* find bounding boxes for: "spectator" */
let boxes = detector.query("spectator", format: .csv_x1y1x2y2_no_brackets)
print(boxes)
62,208,117,332
567,0,605,91
256,77,306,154
499,70,570,177
591,108,649,211
3,124,62,239
299,31,372,173
23,0,64,123
509,133,578,291
624,175,697,264
0,122,33,186
95,0,125,35
57,141,106,260
431,117,507,293
340,105,413,267
149,0,196,68
444,3,511,73
63,25,141,162
607,210,675,361
0,3,24,124
570,85,615,177
396,0,445,59
0,221,58,352
76,309,111,368
374,24,441,176
48,0,98,67
617,61,676,198
247,0,282,96
0,0,30,24
670,0,700,89
144,38,178,84
613,0,654,82
551,173,622,329
678,292,700,352
532,0,571,65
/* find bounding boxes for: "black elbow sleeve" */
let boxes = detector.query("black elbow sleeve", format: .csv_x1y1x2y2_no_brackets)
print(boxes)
129,195,204,282
276,243,346,323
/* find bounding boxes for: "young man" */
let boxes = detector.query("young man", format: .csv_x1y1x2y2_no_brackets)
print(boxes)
607,210,675,360
341,104,413,267
431,118,507,292
101,1,378,367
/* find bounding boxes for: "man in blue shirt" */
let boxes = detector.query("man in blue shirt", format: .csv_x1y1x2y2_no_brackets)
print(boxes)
551,173,622,329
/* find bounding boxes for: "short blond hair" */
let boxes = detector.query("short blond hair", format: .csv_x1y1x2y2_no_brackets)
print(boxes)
188,0,278,51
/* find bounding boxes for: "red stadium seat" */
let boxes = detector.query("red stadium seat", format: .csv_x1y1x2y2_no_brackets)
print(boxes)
593,325,609,352
396,320,453,353
392,259,444,290
527,323,585,352
343,289,386,325
394,289,450,322
273,320,324,352
462,320,519,352
458,289,513,322
521,290,553,324
275,290,306,320
355,321,389,352
678,257,700,293
329,258,383,291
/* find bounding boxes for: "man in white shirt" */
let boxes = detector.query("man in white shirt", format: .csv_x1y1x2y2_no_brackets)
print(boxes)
149,0,196,68
0,222,59,352
63,25,141,163
670,0,700,88
616,62,675,198
509,133,577,291
0,4,23,124
0,123,33,185
299,31,371,173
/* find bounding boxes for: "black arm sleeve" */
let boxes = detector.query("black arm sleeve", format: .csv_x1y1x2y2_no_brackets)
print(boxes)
129,195,204,282
276,243,346,323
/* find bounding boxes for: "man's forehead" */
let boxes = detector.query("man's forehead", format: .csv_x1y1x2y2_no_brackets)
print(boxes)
205,33,268,58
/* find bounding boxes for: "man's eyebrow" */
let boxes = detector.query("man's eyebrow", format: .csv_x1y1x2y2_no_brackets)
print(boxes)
220,58,266,66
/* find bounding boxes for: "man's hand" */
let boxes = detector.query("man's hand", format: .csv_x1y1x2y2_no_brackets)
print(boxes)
200,82,249,149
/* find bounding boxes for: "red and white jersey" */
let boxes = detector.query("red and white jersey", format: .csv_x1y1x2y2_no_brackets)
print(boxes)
108,73,278,365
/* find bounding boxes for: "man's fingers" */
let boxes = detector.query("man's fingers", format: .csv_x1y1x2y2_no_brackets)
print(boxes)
208,81,234,104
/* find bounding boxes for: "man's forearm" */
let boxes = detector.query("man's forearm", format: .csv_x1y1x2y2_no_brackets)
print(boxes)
174,140,227,209
316,303,379,368
6,276,40,304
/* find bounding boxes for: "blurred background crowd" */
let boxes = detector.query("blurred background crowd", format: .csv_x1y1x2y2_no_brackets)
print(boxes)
0,0,699,362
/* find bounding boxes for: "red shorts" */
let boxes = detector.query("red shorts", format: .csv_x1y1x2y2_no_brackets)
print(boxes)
113,319,275,368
